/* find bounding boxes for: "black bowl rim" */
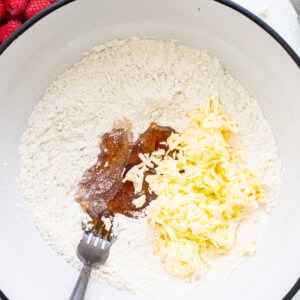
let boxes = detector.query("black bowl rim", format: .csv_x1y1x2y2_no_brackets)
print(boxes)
0,0,299,299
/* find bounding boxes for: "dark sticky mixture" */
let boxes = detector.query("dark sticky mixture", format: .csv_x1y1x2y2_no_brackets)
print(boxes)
75,120,174,231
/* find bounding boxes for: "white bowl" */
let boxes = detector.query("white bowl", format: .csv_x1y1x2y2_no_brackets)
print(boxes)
0,0,299,299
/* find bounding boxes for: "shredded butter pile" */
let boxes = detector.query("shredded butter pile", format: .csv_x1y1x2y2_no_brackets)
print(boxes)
146,98,262,279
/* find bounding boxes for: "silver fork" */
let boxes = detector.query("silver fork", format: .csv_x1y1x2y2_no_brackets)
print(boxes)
70,226,113,300
290,0,300,24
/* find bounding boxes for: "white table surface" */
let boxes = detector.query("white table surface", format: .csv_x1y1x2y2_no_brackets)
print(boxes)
235,1,300,299
234,0,300,56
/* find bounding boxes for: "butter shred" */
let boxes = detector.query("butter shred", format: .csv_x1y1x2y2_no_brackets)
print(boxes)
146,98,262,279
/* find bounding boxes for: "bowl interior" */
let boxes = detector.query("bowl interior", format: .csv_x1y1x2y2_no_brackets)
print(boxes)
0,0,299,299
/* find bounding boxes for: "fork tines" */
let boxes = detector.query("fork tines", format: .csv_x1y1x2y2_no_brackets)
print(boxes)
84,221,112,249
84,232,108,250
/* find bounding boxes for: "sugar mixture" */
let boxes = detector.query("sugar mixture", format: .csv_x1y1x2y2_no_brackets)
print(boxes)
19,39,282,297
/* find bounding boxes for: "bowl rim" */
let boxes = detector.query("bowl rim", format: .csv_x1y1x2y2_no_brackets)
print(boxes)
0,0,299,299
0,0,299,68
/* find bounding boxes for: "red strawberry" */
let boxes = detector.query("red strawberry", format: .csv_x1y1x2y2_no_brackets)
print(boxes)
0,19,21,42
25,0,51,20
0,0,6,22
4,0,27,16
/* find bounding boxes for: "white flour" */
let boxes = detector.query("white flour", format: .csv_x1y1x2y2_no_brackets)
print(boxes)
19,39,282,298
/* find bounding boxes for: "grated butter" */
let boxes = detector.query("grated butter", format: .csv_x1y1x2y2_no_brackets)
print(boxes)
146,98,263,279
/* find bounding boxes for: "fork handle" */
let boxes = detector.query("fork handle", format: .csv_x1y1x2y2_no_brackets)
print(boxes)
70,263,92,300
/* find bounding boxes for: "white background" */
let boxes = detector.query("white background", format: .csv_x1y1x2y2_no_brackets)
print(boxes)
234,1,300,299
234,0,300,56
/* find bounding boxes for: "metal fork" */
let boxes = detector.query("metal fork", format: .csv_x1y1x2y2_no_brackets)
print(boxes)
290,0,300,24
70,226,112,300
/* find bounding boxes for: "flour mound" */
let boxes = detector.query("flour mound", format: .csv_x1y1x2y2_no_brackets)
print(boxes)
19,39,282,297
